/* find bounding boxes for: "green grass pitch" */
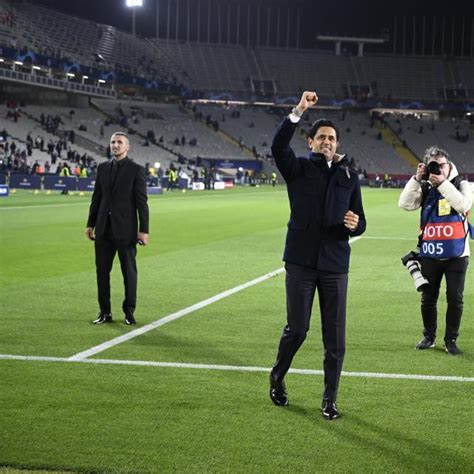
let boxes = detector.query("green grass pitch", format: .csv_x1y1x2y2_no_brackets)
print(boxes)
0,186,472,473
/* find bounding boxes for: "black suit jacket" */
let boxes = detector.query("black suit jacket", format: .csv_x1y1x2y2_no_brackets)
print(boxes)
272,118,366,273
87,158,149,243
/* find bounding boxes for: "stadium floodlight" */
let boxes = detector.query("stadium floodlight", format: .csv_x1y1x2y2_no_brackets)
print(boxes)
125,0,143,36
14,61,23,65
32,65,41,70
66,72,75,78
98,79,106,84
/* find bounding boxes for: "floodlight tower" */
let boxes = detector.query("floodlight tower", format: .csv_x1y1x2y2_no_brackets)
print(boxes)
126,0,143,36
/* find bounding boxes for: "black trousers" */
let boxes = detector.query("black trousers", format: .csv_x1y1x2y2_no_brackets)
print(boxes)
420,256,469,342
95,222,137,315
271,262,348,402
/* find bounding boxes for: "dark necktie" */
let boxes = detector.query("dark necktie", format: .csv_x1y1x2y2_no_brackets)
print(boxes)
111,160,118,188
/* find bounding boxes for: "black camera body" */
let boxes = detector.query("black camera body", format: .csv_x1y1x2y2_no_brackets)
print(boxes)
422,161,441,179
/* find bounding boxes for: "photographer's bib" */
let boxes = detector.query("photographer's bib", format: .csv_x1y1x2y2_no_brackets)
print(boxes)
420,189,466,258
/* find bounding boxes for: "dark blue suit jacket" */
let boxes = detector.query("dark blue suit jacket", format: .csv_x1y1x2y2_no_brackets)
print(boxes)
272,117,366,273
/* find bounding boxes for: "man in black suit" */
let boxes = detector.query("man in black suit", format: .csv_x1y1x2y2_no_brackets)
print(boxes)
269,91,366,420
86,132,149,325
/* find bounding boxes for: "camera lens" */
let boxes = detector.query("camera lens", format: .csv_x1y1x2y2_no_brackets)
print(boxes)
427,161,441,175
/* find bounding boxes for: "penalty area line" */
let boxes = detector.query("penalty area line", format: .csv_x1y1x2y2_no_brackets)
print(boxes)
0,354,472,383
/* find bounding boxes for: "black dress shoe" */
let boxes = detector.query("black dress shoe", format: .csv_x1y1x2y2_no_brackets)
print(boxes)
445,339,461,355
269,374,288,406
321,401,340,420
125,313,136,325
92,313,112,324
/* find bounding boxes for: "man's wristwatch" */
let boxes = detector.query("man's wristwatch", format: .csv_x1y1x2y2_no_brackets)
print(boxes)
291,107,303,117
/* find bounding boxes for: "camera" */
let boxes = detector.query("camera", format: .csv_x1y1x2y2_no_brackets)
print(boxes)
401,251,430,292
422,161,441,179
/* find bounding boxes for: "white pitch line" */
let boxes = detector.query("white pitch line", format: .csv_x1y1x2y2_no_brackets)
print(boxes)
0,202,90,211
68,237,363,361
362,236,415,241
0,354,472,383
0,189,288,211
68,267,286,361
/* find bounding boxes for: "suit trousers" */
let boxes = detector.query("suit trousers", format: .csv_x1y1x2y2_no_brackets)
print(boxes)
95,220,137,315
420,256,468,342
271,262,348,402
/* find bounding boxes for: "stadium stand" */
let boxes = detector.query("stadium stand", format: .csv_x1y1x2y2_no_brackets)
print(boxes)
1,0,471,102
0,0,472,183
385,114,472,174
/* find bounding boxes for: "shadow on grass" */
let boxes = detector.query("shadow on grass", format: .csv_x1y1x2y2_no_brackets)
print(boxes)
327,412,466,471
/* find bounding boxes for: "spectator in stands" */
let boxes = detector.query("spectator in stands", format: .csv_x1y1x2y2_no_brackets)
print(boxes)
86,132,149,326
147,130,155,143
399,146,472,355
268,91,366,420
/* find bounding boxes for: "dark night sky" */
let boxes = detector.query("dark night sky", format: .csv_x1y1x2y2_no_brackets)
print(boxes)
26,0,474,51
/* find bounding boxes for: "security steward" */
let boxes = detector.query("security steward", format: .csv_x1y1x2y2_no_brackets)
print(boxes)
271,171,277,187
269,91,366,420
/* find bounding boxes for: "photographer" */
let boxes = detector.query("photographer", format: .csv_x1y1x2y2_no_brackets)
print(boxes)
399,146,472,355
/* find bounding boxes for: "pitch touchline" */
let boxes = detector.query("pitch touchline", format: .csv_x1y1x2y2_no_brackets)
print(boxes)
68,237,364,361
68,267,286,360
67,237,362,361
0,354,472,383
0,202,90,211
0,190,287,210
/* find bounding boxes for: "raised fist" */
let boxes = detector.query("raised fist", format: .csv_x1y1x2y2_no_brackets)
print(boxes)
295,91,318,114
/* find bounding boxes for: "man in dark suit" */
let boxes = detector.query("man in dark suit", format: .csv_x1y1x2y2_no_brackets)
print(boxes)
269,91,366,420
86,132,149,325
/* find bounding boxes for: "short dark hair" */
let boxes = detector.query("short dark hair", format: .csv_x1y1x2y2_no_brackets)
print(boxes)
308,119,339,141
111,131,129,139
